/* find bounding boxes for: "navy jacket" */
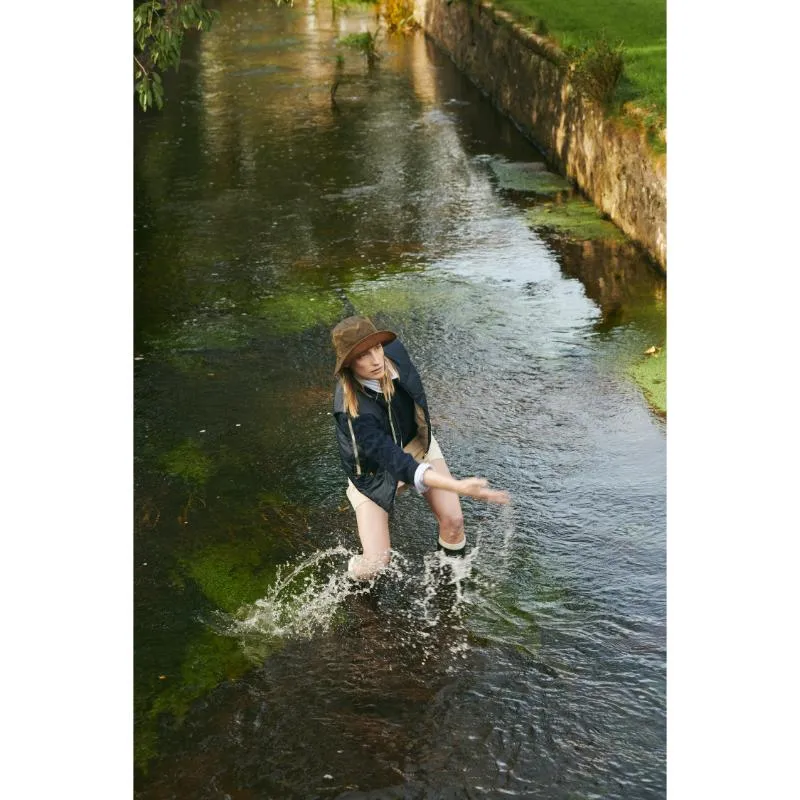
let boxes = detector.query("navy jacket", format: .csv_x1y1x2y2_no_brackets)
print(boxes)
333,339,432,511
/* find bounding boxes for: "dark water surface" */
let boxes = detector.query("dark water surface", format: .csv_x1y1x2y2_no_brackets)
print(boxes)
134,2,666,798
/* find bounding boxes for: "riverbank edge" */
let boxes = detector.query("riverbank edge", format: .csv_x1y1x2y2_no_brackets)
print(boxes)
413,0,667,271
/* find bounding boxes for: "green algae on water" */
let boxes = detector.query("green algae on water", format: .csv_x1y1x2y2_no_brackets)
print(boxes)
161,440,214,486
348,284,418,318
162,350,221,376
148,631,251,721
526,198,627,242
255,271,474,336
184,539,284,614
181,493,308,615
348,277,447,318
256,291,345,333
488,159,573,194
135,630,252,773
147,316,253,354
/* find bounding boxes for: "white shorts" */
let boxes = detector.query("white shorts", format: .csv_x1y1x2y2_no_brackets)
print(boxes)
345,433,445,511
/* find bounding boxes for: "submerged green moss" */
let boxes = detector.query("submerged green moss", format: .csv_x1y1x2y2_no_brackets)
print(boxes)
488,160,573,194
248,272,478,335
347,278,450,319
161,351,213,375
628,347,666,415
133,723,159,777
161,440,214,486
184,538,284,614
148,632,250,720
180,492,307,615
149,316,252,353
526,198,627,242
135,629,252,773
256,292,345,333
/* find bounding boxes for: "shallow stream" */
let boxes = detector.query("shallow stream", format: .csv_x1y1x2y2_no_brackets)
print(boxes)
134,3,666,797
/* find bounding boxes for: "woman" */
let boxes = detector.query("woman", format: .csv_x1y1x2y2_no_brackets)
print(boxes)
331,315,509,580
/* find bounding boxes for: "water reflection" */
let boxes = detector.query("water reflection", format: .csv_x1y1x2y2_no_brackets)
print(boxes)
539,235,665,331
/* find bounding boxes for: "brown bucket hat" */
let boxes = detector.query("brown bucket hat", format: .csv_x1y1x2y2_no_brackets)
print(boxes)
332,316,396,376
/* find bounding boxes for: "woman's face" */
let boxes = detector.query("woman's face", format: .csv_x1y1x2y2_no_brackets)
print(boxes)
350,343,385,381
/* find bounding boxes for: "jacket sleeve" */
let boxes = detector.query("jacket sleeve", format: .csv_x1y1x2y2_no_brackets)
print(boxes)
351,413,420,484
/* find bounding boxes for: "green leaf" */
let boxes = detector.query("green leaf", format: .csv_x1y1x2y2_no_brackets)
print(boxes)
133,0,217,111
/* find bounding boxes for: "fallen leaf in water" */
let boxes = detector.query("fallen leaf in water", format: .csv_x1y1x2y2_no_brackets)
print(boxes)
159,675,167,680
644,346,657,355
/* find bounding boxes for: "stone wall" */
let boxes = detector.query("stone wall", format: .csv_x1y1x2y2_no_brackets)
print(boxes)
414,0,666,270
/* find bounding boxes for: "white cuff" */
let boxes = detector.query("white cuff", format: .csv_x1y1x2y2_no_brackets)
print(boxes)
414,462,432,493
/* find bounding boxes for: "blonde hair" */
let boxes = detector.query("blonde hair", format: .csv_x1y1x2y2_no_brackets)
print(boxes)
339,356,397,417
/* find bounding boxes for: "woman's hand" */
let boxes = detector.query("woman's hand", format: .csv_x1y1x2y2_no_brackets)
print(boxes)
421,468,510,504
457,477,510,504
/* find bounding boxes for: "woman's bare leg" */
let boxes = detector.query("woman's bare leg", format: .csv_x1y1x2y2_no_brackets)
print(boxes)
350,497,392,579
424,458,466,549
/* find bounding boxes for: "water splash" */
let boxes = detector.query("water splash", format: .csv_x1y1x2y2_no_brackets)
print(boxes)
212,510,520,668
215,545,361,641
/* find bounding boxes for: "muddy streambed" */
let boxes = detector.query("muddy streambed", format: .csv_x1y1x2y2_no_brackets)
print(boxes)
134,2,666,798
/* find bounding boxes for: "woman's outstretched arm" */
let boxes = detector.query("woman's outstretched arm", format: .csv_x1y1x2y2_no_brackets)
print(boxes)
421,468,510,504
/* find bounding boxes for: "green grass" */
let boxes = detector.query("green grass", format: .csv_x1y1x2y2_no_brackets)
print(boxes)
491,0,666,126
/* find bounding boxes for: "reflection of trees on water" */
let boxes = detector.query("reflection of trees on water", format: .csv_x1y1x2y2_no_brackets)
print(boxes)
134,0,540,361
544,235,665,331
137,0,519,302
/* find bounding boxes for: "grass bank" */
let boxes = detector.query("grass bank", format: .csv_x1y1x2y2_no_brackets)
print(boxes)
491,0,666,144
629,346,666,417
